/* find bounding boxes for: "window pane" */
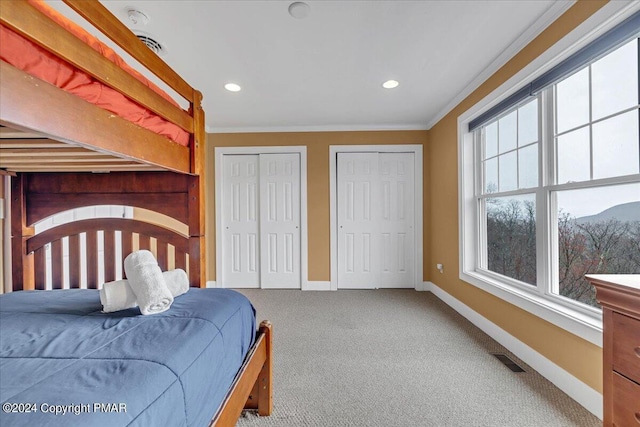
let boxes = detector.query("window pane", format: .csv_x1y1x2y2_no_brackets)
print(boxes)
555,183,640,308
518,99,538,146
499,111,517,154
486,194,536,285
592,110,639,179
519,144,538,189
556,67,590,133
485,122,498,159
557,127,590,184
499,151,517,192
592,39,638,121
485,157,498,194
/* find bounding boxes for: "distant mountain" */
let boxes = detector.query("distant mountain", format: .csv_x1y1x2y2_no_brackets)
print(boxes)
576,201,640,224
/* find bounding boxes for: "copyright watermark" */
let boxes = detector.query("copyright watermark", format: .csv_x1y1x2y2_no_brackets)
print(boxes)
2,402,127,415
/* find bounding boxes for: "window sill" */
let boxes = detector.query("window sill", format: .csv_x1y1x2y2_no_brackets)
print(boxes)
460,269,603,347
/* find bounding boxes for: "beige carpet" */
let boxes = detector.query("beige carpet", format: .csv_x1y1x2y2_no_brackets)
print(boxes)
236,289,601,427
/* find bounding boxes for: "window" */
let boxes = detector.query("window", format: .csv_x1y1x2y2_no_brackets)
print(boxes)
477,38,639,309
480,99,539,286
459,10,640,344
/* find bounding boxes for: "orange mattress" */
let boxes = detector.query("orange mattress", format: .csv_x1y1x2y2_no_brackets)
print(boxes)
0,0,189,147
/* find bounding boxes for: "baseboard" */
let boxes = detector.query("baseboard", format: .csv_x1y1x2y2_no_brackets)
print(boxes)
426,281,603,420
416,282,430,291
210,281,330,290
303,281,331,291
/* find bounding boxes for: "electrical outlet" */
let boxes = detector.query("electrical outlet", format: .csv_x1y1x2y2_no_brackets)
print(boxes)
436,263,444,273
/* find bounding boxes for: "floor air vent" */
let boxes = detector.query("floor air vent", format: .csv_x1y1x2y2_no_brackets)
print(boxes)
491,353,525,372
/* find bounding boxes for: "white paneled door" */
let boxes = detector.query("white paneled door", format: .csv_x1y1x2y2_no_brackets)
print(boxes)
337,152,415,289
222,153,301,289
222,155,260,288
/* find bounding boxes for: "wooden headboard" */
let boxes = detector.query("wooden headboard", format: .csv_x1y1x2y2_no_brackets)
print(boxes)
11,171,205,291
26,218,189,290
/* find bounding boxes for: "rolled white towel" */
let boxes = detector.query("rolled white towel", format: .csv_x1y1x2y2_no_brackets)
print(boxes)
123,250,173,315
100,279,137,313
100,269,189,313
163,268,189,298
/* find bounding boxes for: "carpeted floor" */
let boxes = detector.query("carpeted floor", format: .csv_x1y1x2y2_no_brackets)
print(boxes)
235,289,601,427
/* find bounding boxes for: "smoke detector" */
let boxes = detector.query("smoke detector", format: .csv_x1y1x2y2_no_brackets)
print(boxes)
134,32,165,56
127,8,149,25
288,2,310,19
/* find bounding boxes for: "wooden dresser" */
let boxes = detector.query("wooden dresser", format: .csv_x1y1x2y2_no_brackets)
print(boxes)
587,274,640,427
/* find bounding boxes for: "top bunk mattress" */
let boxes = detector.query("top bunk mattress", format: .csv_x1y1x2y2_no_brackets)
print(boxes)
0,288,256,427
0,0,190,147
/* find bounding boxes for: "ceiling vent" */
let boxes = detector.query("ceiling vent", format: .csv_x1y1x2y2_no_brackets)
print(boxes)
135,33,165,56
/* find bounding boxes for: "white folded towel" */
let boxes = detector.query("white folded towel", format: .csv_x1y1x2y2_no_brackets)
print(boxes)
100,279,137,313
123,250,173,315
100,269,190,313
164,268,189,297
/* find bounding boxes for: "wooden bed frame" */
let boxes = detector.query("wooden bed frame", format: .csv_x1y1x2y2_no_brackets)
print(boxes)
1,1,272,425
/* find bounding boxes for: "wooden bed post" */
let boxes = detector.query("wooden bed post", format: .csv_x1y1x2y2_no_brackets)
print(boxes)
10,174,35,291
254,321,273,416
189,90,207,287
210,320,273,426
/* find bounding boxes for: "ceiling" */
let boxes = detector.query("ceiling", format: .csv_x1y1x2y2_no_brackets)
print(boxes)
52,0,573,133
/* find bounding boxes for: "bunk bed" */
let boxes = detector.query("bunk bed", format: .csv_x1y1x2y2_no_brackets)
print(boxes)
0,1,272,425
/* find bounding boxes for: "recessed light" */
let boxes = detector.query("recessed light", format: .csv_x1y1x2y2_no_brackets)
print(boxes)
224,83,242,92
288,2,310,19
382,80,399,89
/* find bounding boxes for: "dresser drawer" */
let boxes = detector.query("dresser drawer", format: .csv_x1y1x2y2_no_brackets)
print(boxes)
613,312,640,385
612,372,640,427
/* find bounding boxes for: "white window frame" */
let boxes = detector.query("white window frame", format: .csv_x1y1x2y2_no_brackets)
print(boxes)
458,1,640,348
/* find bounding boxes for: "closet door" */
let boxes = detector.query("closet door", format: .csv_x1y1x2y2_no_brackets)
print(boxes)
377,153,415,288
221,153,301,289
222,155,260,288
337,153,379,289
337,152,415,289
260,153,301,289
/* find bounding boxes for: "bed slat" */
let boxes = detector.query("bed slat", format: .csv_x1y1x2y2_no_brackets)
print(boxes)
69,234,81,287
34,247,46,290
157,243,168,272
86,231,98,288
175,250,186,271
104,230,116,283
51,239,63,289
122,231,133,278
139,234,151,252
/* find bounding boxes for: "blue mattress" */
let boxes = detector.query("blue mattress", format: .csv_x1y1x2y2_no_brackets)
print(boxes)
0,288,256,427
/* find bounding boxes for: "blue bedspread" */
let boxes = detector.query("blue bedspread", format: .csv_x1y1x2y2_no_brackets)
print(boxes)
0,288,256,427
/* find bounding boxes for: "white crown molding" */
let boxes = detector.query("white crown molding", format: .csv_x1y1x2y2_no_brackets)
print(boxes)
425,0,576,130
206,123,428,134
